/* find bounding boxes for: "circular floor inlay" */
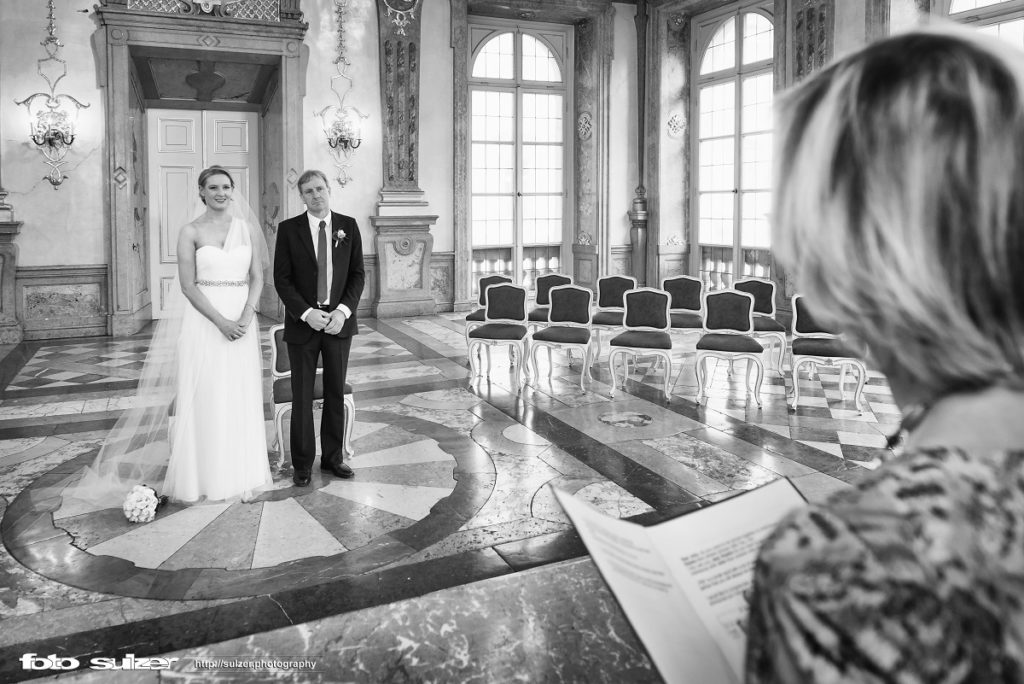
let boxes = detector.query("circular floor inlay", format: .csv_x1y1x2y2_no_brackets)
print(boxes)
597,412,654,428
2,409,494,600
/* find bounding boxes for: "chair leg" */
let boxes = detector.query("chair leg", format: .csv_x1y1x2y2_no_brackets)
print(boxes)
467,340,480,381
850,361,867,414
662,352,673,402
343,394,355,456
790,359,807,410
275,405,289,465
750,357,764,408
694,355,707,403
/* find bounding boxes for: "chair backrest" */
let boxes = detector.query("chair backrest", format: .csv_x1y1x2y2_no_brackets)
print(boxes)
547,284,592,326
661,275,703,313
535,273,572,306
623,288,670,331
476,275,513,307
734,277,776,316
269,324,290,378
269,324,322,378
791,294,839,338
483,283,528,323
596,275,638,310
703,289,755,334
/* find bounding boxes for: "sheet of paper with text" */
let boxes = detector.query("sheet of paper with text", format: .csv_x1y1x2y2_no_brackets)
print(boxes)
555,478,806,684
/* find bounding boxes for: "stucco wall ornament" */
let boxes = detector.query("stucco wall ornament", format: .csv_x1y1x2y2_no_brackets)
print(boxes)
382,0,420,36
577,111,593,141
320,0,369,186
667,113,685,139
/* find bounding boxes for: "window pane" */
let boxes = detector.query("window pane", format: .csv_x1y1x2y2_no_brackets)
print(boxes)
742,12,773,64
522,144,563,194
741,73,773,133
978,18,1024,50
950,0,1012,12
523,93,563,143
699,139,735,192
522,34,562,82
699,82,736,138
472,90,514,143
741,192,771,248
700,17,736,75
698,192,735,245
741,133,772,190
472,32,514,79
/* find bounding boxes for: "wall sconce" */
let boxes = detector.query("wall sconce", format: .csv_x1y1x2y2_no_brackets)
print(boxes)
15,0,89,188
316,70,369,187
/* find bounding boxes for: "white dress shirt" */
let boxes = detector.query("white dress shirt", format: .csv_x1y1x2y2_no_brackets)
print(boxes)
300,211,352,323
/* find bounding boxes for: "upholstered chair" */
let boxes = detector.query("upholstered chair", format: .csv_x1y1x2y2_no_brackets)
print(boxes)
734,277,787,372
269,324,354,463
789,294,868,412
694,289,765,407
591,275,637,361
608,288,674,401
528,273,572,333
529,284,594,391
466,283,530,392
465,274,513,350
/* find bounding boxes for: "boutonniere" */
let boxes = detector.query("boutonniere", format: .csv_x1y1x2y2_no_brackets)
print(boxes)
333,228,347,248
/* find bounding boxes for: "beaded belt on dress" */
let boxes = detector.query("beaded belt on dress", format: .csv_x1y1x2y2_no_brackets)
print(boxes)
196,279,248,287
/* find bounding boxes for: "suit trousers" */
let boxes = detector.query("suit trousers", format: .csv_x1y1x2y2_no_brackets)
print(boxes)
286,331,352,473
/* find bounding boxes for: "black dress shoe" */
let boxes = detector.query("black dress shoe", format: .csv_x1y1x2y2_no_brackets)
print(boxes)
320,459,354,479
293,471,311,487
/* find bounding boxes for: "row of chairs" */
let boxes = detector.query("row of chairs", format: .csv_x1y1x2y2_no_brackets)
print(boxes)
465,274,867,410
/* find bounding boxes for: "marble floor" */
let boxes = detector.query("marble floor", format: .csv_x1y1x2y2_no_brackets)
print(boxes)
0,313,899,682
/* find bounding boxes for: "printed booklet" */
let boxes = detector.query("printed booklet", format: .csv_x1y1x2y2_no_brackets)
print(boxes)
554,478,807,683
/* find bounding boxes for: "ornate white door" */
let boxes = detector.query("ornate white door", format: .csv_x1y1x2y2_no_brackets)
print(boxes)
146,110,259,318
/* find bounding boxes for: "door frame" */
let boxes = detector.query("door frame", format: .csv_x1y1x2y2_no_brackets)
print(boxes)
92,5,307,334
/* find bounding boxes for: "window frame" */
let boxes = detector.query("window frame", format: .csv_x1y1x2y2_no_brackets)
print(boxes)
689,0,776,289
467,18,574,294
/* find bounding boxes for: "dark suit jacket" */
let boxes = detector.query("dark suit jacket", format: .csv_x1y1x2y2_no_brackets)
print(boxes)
274,211,365,344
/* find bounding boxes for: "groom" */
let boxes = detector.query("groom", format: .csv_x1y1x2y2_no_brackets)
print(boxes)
274,169,365,487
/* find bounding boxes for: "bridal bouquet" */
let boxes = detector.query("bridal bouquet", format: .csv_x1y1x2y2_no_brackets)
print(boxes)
122,484,168,523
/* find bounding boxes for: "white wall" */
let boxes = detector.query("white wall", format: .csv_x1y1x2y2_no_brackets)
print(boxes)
0,1,106,267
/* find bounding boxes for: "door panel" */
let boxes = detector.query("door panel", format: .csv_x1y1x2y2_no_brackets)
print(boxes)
147,110,259,318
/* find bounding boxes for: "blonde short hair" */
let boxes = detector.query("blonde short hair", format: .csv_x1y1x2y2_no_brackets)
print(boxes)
773,24,1024,398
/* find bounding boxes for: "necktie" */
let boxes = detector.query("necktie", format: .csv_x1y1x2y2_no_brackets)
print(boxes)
317,220,328,304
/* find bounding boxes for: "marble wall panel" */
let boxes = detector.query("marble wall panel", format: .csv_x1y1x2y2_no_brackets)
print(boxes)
16,266,109,340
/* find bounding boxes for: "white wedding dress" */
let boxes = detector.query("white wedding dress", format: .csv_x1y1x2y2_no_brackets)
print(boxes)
162,223,272,503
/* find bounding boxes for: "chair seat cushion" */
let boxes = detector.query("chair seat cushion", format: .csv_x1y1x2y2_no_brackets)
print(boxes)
753,316,785,332
609,331,673,350
670,312,703,329
592,311,624,326
273,377,353,404
468,323,528,340
528,307,550,322
466,308,485,322
696,334,763,353
792,337,859,358
533,326,590,344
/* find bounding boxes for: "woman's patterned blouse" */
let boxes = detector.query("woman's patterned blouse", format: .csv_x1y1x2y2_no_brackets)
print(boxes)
745,449,1024,683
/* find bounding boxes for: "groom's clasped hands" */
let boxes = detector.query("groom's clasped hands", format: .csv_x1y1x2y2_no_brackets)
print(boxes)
306,309,347,335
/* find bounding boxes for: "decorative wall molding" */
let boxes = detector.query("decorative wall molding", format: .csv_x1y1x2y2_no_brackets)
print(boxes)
430,252,455,311
610,244,632,277
17,266,109,340
791,0,835,82
377,0,423,191
123,0,283,22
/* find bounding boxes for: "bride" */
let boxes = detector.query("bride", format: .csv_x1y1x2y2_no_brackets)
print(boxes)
65,165,272,510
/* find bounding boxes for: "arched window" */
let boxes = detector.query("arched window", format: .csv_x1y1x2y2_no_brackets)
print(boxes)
947,0,1024,49
692,4,774,290
468,23,571,295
